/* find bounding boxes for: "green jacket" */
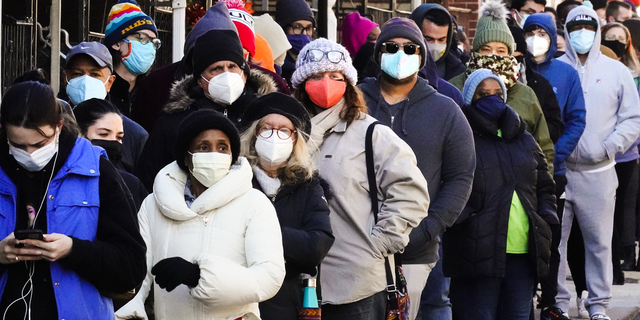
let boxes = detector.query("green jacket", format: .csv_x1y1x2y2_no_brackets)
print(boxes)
449,73,555,172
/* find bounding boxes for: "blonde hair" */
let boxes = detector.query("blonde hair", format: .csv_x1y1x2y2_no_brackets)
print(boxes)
240,118,316,186
602,22,640,75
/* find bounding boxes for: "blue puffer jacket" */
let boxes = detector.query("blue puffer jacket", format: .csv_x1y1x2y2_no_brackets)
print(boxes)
0,138,114,320
524,13,587,176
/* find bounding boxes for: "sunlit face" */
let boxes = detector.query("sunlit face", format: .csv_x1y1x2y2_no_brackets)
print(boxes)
612,7,633,23
64,55,115,92
6,123,61,154
421,19,449,45
525,26,551,43
285,20,315,37
185,129,232,171
85,113,124,143
111,29,158,58
478,41,510,57
256,114,297,167
604,26,628,45
307,71,346,82
472,78,504,102
557,35,566,51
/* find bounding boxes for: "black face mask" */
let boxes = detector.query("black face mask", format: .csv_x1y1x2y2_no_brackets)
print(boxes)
91,139,124,163
515,55,525,64
602,39,627,59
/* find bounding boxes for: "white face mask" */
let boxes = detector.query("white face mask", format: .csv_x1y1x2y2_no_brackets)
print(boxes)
517,11,530,28
255,135,294,167
526,35,550,58
188,152,232,187
427,42,448,62
65,75,108,105
9,129,59,172
201,71,245,105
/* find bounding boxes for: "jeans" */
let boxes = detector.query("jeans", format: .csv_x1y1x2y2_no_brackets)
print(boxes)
322,290,386,320
420,244,452,320
450,254,535,320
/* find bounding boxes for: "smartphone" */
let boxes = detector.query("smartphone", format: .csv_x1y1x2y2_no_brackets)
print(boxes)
15,229,44,248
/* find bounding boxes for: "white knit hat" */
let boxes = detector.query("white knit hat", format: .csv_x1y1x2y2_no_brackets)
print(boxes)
291,38,358,89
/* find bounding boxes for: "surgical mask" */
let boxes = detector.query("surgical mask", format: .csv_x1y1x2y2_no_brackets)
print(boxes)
66,75,108,105
474,95,507,122
188,151,232,187
380,51,420,80
287,34,313,55
305,77,347,108
427,42,448,62
255,135,294,167
121,40,156,76
526,36,550,58
569,29,596,54
201,72,245,105
9,128,59,172
517,11,530,28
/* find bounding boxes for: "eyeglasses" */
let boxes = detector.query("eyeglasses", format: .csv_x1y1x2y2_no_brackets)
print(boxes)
303,49,346,64
289,24,315,36
258,126,296,140
126,32,162,50
381,42,420,55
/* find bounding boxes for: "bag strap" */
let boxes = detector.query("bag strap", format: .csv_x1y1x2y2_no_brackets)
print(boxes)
365,122,397,297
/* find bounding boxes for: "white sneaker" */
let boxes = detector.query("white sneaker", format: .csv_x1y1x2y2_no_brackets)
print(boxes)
590,313,611,320
577,291,589,318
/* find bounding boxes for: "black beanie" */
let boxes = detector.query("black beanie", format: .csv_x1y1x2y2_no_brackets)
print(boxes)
241,92,312,139
175,109,241,170
192,30,249,78
275,0,316,28
374,17,427,70
509,26,527,55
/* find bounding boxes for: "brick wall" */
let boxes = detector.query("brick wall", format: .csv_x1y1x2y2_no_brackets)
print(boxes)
447,0,479,40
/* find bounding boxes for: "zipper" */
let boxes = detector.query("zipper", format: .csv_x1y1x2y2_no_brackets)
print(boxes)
390,115,395,127
224,109,228,117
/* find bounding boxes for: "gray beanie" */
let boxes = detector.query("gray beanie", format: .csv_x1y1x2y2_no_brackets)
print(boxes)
462,69,508,106
374,17,427,69
291,38,358,89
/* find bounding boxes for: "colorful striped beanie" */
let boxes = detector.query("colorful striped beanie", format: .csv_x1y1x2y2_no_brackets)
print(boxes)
104,0,158,47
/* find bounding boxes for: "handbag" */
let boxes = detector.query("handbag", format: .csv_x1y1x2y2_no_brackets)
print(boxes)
365,122,410,320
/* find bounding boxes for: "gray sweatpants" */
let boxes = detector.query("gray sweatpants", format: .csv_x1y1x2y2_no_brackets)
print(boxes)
556,167,617,316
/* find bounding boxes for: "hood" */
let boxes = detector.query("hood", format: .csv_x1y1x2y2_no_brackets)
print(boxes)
153,157,253,221
523,13,558,66
418,42,440,90
409,4,454,60
562,6,602,68
463,103,525,140
163,68,278,114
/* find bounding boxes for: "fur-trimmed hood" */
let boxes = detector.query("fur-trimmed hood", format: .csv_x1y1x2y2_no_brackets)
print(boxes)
163,68,278,114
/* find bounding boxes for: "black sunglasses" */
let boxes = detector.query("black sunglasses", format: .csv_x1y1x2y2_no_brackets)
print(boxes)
381,42,420,55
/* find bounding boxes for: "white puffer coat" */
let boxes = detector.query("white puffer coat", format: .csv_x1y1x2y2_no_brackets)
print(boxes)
116,157,285,320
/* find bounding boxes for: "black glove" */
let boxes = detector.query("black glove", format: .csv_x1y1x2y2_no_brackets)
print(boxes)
151,257,200,292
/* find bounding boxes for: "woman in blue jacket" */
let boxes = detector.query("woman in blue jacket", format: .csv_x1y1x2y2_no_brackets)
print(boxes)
240,92,334,320
443,69,557,320
0,81,146,320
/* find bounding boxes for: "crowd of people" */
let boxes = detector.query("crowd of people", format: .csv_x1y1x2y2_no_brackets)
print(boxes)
1,0,640,319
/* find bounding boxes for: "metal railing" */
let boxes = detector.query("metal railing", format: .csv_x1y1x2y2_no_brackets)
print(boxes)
2,19,36,94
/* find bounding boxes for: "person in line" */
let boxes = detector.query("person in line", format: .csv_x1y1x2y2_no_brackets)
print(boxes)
276,0,316,87
508,0,547,28
358,18,475,320
342,12,380,58
104,0,160,117
448,0,555,172
522,13,587,320
240,92,335,320
606,1,634,23
555,7,640,320
409,4,466,80
0,81,146,319
73,98,148,211
61,41,148,173
445,69,557,320
134,27,278,190
291,38,430,319
116,109,286,320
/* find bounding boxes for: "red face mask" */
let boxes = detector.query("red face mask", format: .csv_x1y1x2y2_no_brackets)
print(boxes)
305,77,347,109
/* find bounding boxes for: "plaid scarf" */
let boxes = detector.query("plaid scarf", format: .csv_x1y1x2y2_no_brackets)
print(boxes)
466,52,520,89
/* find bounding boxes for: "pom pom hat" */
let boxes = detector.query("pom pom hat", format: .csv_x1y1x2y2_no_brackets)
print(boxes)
472,0,516,54
104,0,158,47
222,0,256,57
291,38,357,89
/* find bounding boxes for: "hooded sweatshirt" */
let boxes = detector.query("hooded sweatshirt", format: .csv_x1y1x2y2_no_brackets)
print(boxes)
524,13,587,176
359,77,476,264
559,6,640,171
409,4,466,80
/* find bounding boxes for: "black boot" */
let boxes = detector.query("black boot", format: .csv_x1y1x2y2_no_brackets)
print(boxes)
621,244,637,271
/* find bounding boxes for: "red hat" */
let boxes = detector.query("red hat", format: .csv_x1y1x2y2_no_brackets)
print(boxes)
222,0,256,57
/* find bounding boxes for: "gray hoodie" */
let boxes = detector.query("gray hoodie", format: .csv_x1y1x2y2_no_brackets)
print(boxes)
559,6,640,171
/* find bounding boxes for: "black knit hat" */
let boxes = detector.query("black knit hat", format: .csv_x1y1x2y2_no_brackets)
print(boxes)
175,109,241,170
275,0,316,28
192,29,249,77
374,17,427,69
242,92,312,139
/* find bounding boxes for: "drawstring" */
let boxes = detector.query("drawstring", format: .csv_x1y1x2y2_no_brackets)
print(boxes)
401,99,409,136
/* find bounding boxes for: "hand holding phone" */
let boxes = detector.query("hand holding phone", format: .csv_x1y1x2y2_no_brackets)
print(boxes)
15,230,44,248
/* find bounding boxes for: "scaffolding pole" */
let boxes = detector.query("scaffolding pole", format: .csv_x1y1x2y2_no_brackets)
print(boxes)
50,0,62,95
173,0,186,62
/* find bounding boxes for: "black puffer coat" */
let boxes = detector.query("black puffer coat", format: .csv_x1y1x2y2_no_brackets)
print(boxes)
254,176,334,320
443,104,557,280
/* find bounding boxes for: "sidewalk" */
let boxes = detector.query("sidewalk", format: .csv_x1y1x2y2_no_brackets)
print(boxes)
536,269,640,320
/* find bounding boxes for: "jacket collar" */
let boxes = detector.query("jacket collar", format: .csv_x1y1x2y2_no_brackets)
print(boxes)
152,157,253,221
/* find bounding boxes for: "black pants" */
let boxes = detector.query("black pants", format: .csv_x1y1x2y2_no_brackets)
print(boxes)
613,161,639,276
